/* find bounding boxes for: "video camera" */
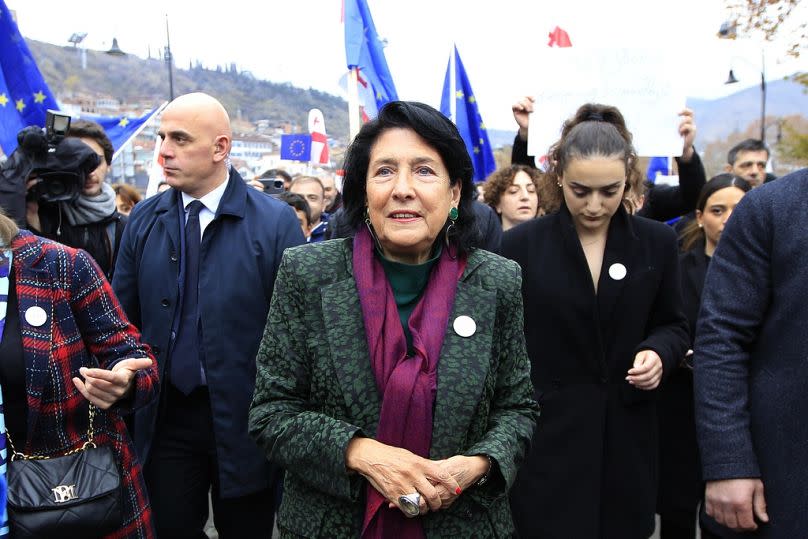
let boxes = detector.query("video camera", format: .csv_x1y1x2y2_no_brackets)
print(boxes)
21,110,100,203
259,177,285,195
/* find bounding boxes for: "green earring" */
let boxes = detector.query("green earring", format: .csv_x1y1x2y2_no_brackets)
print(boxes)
448,206,459,221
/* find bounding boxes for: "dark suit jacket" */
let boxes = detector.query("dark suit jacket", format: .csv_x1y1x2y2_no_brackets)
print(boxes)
248,239,538,538
502,204,689,539
112,168,305,498
657,247,708,523
695,168,808,538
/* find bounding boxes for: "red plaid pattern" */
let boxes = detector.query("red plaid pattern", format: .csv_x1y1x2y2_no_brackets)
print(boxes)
11,231,158,539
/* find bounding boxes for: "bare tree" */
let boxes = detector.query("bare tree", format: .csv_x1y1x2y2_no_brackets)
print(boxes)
725,0,806,57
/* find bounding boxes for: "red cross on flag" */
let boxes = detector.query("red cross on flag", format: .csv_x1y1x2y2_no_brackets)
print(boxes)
548,26,572,47
308,108,329,165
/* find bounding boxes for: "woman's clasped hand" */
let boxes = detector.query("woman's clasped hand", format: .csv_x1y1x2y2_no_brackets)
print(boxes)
346,437,489,517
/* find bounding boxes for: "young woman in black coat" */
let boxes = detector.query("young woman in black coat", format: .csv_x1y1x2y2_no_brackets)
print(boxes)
656,174,751,539
503,103,690,539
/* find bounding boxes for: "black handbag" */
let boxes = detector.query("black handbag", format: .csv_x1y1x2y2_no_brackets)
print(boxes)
5,404,123,539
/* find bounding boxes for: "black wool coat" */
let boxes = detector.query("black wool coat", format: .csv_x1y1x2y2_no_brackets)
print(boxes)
656,246,709,525
502,204,689,539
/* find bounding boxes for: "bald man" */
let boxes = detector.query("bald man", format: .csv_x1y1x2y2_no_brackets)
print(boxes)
112,93,305,538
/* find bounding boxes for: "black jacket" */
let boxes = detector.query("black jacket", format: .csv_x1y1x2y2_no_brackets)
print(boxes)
503,204,689,539
35,202,126,280
656,246,709,525
512,134,708,222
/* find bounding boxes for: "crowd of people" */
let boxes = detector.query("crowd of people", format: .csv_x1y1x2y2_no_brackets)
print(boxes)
0,89,804,539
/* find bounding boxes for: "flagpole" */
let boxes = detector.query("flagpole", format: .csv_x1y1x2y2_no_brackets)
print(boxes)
145,133,164,198
449,44,456,124
348,67,361,142
111,101,169,161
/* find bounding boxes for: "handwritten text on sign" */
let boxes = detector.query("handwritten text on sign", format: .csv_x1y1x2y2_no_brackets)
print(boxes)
527,48,687,158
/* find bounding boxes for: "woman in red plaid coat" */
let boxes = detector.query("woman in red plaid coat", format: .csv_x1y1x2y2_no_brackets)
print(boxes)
0,210,158,539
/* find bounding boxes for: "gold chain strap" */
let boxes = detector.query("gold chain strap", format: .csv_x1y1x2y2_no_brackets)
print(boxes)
6,296,97,461
7,405,96,461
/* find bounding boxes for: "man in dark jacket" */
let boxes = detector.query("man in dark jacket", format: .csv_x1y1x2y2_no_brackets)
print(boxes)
27,119,126,279
510,96,707,222
724,138,773,187
112,92,305,538
694,168,808,538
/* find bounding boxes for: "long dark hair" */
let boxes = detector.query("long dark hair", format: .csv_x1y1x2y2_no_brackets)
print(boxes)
341,101,478,254
541,103,644,213
680,174,752,252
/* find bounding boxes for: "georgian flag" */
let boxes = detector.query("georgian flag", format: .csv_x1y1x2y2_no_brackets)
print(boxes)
308,108,329,165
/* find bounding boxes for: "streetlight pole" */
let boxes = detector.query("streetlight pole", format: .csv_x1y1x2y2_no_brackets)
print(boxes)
759,51,766,144
719,21,767,145
164,15,174,101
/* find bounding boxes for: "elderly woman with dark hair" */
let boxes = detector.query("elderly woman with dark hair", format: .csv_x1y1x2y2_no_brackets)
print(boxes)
249,101,538,538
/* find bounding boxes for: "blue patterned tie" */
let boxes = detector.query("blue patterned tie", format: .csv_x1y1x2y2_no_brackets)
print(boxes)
170,201,204,395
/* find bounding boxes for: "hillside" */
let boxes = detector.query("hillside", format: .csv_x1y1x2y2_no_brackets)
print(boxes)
688,78,808,143
27,39,351,142
25,39,806,154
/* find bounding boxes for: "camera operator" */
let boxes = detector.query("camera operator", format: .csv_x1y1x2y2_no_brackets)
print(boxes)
27,119,127,279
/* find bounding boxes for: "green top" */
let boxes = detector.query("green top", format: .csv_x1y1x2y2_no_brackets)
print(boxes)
377,248,441,354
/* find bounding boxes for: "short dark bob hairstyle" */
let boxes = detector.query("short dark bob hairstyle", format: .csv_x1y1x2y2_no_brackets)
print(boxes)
341,101,478,255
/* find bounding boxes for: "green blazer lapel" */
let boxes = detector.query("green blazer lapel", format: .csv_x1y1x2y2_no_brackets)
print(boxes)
320,278,380,437
430,261,495,459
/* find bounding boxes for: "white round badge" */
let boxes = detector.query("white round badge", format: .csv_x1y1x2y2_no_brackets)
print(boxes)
25,306,48,327
608,263,627,281
453,315,477,338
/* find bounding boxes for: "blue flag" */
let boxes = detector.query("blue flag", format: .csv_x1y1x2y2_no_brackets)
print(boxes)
646,156,670,183
440,46,496,182
280,134,312,161
344,0,398,116
78,106,163,155
0,1,60,156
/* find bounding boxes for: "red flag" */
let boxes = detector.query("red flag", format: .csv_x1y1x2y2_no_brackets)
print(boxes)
548,26,572,47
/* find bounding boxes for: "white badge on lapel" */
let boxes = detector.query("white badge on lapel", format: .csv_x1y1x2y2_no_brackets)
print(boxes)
608,263,627,281
453,315,476,338
25,306,48,327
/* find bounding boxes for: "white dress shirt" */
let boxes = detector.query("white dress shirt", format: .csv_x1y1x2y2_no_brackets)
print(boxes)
180,173,230,239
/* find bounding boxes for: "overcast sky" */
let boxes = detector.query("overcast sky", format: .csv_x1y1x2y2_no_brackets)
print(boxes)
8,0,806,130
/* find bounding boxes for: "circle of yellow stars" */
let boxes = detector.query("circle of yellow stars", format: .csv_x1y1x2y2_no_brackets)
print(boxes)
0,90,49,112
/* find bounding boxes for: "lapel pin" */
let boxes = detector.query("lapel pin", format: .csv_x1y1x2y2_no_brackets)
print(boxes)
608,263,627,281
453,315,476,338
25,306,48,327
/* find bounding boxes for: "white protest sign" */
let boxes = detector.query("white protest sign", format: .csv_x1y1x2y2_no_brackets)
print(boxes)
527,48,686,158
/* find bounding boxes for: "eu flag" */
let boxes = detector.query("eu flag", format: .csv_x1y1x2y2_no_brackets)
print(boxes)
280,134,312,161
344,0,398,117
0,1,60,156
79,106,164,157
440,46,496,182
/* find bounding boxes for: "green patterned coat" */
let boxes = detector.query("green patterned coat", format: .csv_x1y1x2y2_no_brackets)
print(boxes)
249,238,538,538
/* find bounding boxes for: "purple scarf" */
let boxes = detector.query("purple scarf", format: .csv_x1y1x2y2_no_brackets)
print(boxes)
354,227,466,539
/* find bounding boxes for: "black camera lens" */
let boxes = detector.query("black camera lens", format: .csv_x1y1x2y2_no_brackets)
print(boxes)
35,171,82,203
260,178,285,194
